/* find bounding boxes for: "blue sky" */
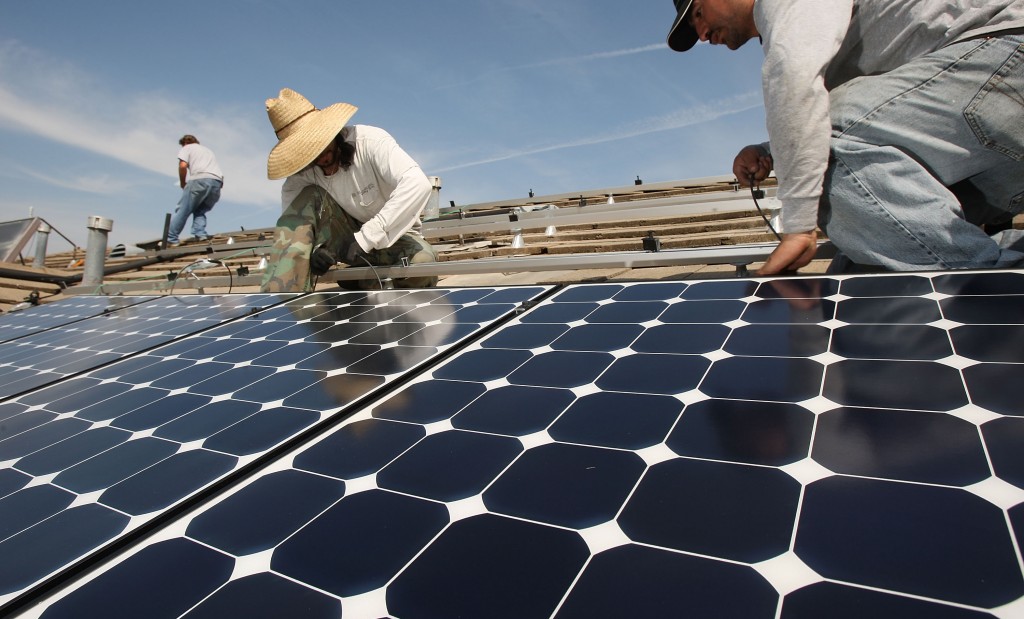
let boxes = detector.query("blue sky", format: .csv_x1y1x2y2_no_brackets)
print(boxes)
0,0,766,249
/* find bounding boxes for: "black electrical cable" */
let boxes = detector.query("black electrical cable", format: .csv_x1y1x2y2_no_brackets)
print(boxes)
750,181,782,242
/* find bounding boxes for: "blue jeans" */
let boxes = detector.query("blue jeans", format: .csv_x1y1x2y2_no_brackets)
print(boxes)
168,178,222,243
820,34,1024,270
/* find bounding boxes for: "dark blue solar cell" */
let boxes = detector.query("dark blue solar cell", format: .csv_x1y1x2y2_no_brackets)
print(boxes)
232,369,326,403
550,392,682,450
189,365,278,397
187,470,346,555
518,302,598,324
742,299,835,324
482,323,571,349
0,370,59,399
0,485,75,540
149,361,233,390
75,386,170,422
613,282,687,301
282,373,385,410
551,284,623,302
433,348,533,382
550,324,644,352
282,322,372,343
53,437,180,493
814,407,989,486
702,357,823,402
43,381,133,414
726,324,831,357
179,572,340,619
379,430,522,501
388,513,589,619
203,407,319,456
100,449,237,516
479,287,547,304
681,280,755,300
294,344,378,371
399,289,456,305
348,345,440,375
454,385,575,436
824,360,968,411
295,418,425,479
484,443,644,528
211,339,287,364
963,363,1020,416
951,326,1024,362
38,538,233,619
153,400,260,443
170,337,245,361
400,322,481,346
597,353,711,395
109,392,211,432
835,296,942,324
0,410,57,442
668,399,813,466
350,322,430,345
933,271,1024,295
0,401,29,423
659,299,746,323
0,504,129,597
349,306,416,323
781,581,992,619
620,458,800,563
508,350,614,388
831,325,952,360
557,544,778,619
252,341,327,367
756,278,839,299
273,490,449,598
15,427,131,476
53,350,122,373
444,303,514,323
631,323,730,354
941,296,1024,324
0,417,90,460
0,468,30,500
441,288,494,304
393,304,459,323
373,379,486,424
795,476,1024,607
981,417,1024,490
839,275,934,297
585,301,668,324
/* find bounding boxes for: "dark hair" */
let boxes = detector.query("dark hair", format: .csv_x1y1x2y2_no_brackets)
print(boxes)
334,134,356,171
179,134,199,146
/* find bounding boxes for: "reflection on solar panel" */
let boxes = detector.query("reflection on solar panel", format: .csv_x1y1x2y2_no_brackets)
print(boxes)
7,272,1024,618
0,286,550,614
0,294,290,400
0,296,155,344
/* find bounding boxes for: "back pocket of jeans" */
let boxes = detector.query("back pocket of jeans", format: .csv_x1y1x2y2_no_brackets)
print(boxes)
964,41,1024,161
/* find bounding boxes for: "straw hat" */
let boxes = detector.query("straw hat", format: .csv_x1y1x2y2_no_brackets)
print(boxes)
265,88,358,180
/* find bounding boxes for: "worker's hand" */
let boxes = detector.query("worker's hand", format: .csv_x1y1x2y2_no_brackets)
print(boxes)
759,230,818,276
344,238,367,265
309,246,337,276
733,145,773,187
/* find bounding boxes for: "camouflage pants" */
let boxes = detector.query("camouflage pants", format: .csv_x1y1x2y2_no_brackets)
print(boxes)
261,185,439,292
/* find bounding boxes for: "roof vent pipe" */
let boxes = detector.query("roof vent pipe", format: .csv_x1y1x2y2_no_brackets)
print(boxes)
32,222,52,268
82,215,113,286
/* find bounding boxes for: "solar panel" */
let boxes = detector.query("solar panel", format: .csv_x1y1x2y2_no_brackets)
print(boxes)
0,286,550,613
0,296,156,344
0,294,291,401
11,271,1022,618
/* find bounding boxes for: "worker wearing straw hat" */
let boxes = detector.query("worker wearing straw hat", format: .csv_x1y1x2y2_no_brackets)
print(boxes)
260,88,438,292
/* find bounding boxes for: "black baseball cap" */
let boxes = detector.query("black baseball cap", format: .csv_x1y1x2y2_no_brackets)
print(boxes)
667,0,698,52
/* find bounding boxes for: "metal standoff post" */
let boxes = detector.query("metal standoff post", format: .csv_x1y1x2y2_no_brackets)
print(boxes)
32,222,52,268
82,215,114,286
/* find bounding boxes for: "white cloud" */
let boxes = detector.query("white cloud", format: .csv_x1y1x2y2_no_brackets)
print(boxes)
433,90,763,172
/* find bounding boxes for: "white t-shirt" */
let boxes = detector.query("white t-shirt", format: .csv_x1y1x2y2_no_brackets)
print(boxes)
281,125,431,252
177,143,223,182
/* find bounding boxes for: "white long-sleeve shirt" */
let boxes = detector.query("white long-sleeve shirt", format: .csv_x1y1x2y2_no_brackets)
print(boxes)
281,125,431,252
756,0,1024,232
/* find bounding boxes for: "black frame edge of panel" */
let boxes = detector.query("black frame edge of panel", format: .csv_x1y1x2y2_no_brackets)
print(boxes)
0,284,565,617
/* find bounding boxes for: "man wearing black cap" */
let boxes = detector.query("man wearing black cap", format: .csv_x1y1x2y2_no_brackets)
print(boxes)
667,0,1024,274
